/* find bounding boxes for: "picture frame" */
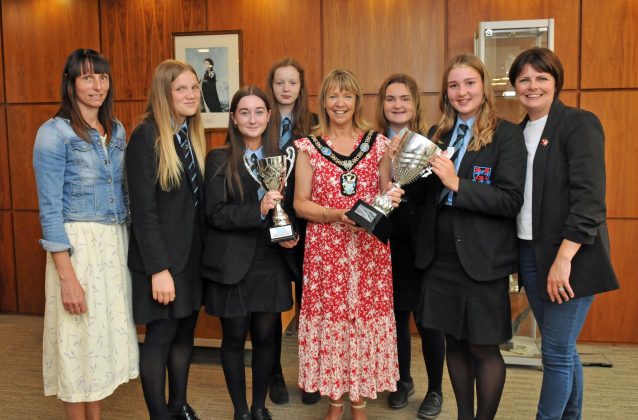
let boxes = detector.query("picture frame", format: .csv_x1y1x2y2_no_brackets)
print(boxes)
173,30,242,130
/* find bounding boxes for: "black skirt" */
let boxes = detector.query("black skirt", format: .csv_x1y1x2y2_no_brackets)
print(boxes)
415,207,511,345
132,214,204,325
204,231,293,318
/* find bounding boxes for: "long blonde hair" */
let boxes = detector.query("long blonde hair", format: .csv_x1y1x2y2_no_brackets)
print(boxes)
431,54,497,151
316,69,369,135
376,73,428,135
143,60,206,191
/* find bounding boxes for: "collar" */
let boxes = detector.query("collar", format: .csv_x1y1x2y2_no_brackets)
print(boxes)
455,116,475,131
387,127,400,139
244,145,264,161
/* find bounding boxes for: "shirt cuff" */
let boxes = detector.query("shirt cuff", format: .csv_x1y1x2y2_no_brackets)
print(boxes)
39,239,74,255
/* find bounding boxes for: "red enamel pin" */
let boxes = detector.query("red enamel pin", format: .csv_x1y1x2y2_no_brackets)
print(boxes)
541,138,549,147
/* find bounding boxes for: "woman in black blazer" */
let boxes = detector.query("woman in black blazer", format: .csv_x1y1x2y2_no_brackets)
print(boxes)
413,54,526,420
509,48,619,419
127,60,206,420
376,73,445,419
201,85,297,420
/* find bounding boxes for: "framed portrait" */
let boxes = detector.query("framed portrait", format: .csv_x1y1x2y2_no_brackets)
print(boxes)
173,30,242,130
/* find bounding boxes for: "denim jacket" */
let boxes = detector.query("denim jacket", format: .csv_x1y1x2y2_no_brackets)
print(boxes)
33,117,128,253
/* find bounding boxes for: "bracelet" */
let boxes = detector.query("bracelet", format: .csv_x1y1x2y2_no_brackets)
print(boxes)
322,207,328,223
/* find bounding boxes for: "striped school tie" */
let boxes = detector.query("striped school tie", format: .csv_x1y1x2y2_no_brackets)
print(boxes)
176,126,199,207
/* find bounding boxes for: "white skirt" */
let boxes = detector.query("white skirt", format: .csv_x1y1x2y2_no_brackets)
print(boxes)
43,222,139,402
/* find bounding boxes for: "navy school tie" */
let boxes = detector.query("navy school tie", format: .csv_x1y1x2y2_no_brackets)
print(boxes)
176,126,199,207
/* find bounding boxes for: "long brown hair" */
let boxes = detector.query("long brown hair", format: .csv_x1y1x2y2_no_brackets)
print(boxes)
266,57,313,138
141,60,206,192
431,54,497,151
55,49,115,141
316,69,369,135
222,85,279,201
376,73,428,135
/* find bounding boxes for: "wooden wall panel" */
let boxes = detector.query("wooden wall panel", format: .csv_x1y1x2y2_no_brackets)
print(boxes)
0,107,10,209
206,0,322,93
6,105,58,211
0,211,17,312
582,0,638,89
322,0,445,93
14,211,45,314
0,16,4,103
1,0,100,103
580,91,637,218
100,0,207,101
446,0,580,90
114,101,146,139
206,131,227,150
580,219,638,343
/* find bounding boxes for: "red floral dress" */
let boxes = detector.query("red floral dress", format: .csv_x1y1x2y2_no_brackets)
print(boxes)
295,131,398,401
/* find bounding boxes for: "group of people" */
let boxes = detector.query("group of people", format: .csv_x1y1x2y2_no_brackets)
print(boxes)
33,46,618,420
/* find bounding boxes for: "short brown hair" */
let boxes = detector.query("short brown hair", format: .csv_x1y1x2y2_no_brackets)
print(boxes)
508,48,564,98
316,69,368,134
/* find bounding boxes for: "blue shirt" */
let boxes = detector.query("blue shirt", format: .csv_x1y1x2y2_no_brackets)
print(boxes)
387,127,399,139
33,117,128,253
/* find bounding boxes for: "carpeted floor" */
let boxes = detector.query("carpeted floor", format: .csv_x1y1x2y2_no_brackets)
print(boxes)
1,314,636,419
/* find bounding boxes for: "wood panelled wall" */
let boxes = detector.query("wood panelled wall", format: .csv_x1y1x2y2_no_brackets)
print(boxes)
0,0,635,343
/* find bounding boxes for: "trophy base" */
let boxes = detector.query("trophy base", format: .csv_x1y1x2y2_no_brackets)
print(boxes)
345,199,392,244
269,224,297,243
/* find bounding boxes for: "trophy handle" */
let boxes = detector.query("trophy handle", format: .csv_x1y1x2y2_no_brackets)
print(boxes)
283,146,296,187
421,167,433,178
243,154,262,184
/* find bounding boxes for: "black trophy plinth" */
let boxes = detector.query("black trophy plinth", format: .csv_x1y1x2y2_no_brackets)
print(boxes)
345,199,392,244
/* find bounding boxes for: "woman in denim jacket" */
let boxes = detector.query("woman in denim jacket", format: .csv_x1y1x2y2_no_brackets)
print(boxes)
33,49,139,419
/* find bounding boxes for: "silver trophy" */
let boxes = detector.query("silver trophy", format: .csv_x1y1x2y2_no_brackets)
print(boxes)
243,146,297,243
346,128,445,243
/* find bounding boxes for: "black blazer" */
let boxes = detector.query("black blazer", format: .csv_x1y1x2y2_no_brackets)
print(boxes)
201,147,296,285
522,100,618,298
414,119,527,281
126,119,205,276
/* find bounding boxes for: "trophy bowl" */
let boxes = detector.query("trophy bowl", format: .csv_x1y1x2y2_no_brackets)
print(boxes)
244,147,297,243
346,129,442,243
392,128,443,186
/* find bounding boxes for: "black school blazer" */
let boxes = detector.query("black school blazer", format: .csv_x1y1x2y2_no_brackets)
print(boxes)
521,99,618,298
413,119,527,281
279,112,319,282
126,119,205,276
201,147,296,285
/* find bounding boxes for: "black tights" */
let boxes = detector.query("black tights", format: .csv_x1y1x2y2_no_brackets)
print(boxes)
395,310,445,393
445,334,506,420
221,312,279,416
140,311,198,420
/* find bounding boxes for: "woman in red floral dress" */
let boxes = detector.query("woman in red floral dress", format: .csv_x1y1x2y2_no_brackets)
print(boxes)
294,69,403,420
